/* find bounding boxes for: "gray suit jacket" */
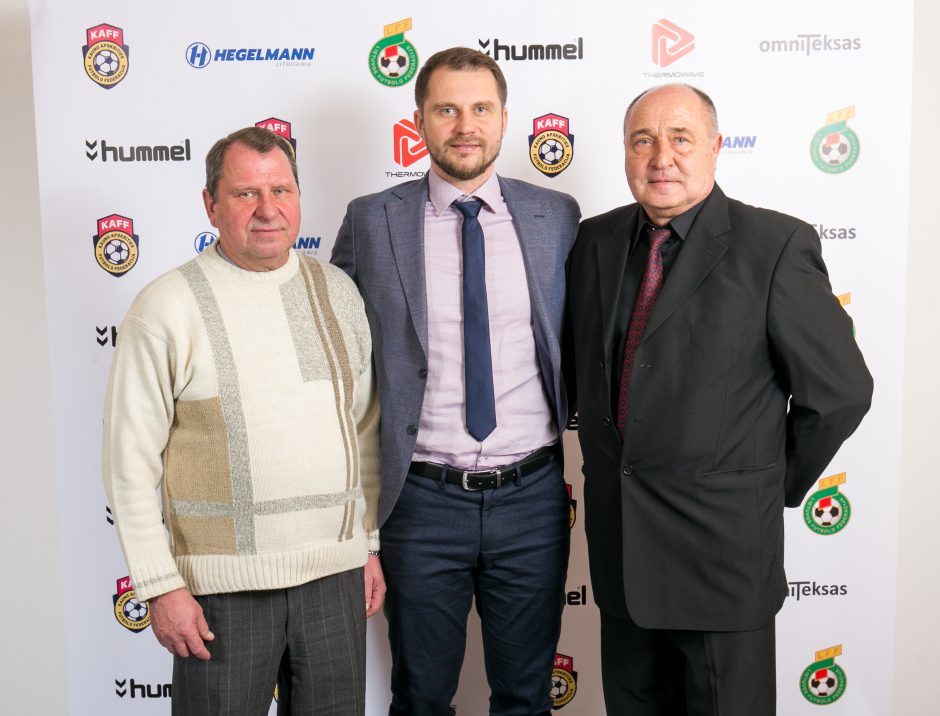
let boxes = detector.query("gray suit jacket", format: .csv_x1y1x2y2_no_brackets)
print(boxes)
332,175,580,526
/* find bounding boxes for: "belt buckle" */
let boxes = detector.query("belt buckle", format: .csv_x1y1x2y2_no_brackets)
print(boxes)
461,467,502,491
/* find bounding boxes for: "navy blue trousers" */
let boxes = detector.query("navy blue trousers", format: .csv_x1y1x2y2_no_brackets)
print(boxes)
381,460,570,716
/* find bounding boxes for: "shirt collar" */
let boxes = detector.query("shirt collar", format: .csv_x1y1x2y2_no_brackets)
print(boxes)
428,170,501,216
631,196,707,251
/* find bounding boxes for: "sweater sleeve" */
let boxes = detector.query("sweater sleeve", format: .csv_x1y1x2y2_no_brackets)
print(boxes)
101,313,186,602
353,360,381,551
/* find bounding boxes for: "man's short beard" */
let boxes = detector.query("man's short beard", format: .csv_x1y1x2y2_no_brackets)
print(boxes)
429,143,501,182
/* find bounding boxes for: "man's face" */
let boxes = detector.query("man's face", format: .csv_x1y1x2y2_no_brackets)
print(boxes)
202,142,300,271
414,67,508,191
624,86,722,225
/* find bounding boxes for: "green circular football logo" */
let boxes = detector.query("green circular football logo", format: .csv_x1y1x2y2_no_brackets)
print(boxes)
803,492,851,535
369,39,418,87
800,663,846,705
811,126,860,173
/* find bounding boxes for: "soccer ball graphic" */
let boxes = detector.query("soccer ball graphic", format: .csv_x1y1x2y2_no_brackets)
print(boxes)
550,674,570,700
379,46,410,78
813,499,842,527
819,132,851,165
539,139,566,165
809,669,839,698
104,239,130,265
94,49,120,77
123,597,148,622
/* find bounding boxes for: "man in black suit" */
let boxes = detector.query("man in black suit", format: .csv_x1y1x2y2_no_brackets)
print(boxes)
566,84,873,714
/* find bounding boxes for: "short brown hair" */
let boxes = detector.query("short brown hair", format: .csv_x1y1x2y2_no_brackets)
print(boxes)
204,127,298,200
414,47,508,110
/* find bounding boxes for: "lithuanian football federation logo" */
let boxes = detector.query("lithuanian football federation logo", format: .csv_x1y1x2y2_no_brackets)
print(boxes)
529,114,574,178
811,106,859,173
113,576,150,633
94,214,139,277
255,117,297,154
82,24,129,89
837,292,856,337
803,472,851,535
566,483,577,530
369,19,418,87
800,645,847,705
550,653,578,709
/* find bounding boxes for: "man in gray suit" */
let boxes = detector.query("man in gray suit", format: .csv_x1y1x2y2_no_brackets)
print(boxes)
332,47,580,715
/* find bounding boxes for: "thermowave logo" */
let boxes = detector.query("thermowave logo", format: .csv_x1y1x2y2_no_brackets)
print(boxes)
550,653,578,709
529,114,574,178
393,119,428,168
185,42,314,68
256,117,297,153
811,107,860,173
800,645,847,705
82,24,129,89
94,215,139,277
112,576,150,633
652,19,694,67
369,19,418,87
804,472,852,535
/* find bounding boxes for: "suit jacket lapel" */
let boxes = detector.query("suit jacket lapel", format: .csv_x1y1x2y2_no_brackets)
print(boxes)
596,207,637,380
386,177,430,356
642,185,731,341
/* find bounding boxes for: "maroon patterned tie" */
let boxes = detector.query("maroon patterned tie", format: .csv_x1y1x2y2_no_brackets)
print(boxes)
616,226,672,436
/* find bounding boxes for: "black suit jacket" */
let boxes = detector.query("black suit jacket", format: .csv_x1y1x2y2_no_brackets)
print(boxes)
567,185,872,631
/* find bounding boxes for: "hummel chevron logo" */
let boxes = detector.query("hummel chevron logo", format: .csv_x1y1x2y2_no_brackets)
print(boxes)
652,19,695,68
115,679,127,697
86,140,98,160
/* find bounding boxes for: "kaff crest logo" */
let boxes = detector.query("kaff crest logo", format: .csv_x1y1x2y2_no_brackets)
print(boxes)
800,645,847,705
113,576,150,633
94,215,139,277
369,19,418,87
550,653,578,709
255,117,297,153
652,19,694,68
566,483,577,529
811,106,860,173
393,118,428,167
529,114,574,178
83,24,129,89
804,472,852,535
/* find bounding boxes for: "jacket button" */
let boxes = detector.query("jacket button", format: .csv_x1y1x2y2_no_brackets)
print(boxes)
601,417,611,427
622,464,634,476
406,424,418,436
600,360,606,369
418,368,428,379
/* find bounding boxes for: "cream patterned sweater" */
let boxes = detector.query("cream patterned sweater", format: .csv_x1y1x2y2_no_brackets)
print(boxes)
102,245,379,602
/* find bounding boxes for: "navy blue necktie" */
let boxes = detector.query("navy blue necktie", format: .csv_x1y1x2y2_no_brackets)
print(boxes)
455,199,496,441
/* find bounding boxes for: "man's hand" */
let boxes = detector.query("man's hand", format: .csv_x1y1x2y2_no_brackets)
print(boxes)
364,554,386,618
148,588,215,660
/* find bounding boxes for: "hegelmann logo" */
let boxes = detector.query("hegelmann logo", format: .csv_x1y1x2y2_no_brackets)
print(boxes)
294,236,321,257
760,34,861,55
194,231,217,254
185,42,315,68
651,19,694,68
478,36,583,62
720,135,757,154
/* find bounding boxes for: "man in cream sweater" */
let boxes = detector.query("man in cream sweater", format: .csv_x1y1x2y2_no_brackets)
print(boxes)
102,127,382,714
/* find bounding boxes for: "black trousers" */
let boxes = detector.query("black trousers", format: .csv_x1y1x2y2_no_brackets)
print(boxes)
171,567,366,715
600,609,776,716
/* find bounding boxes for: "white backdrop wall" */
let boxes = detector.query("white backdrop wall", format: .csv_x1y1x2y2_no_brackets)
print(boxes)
3,0,937,714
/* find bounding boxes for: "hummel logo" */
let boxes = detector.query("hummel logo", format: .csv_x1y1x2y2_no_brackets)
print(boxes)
652,19,694,68
86,140,98,160
393,119,428,168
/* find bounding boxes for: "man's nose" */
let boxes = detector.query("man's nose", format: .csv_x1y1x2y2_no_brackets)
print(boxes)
254,192,278,219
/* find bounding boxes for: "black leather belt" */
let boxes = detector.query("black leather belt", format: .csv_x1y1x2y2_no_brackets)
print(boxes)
409,445,557,491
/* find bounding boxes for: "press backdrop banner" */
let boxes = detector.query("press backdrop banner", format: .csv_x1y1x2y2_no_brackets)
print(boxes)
29,0,911,712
